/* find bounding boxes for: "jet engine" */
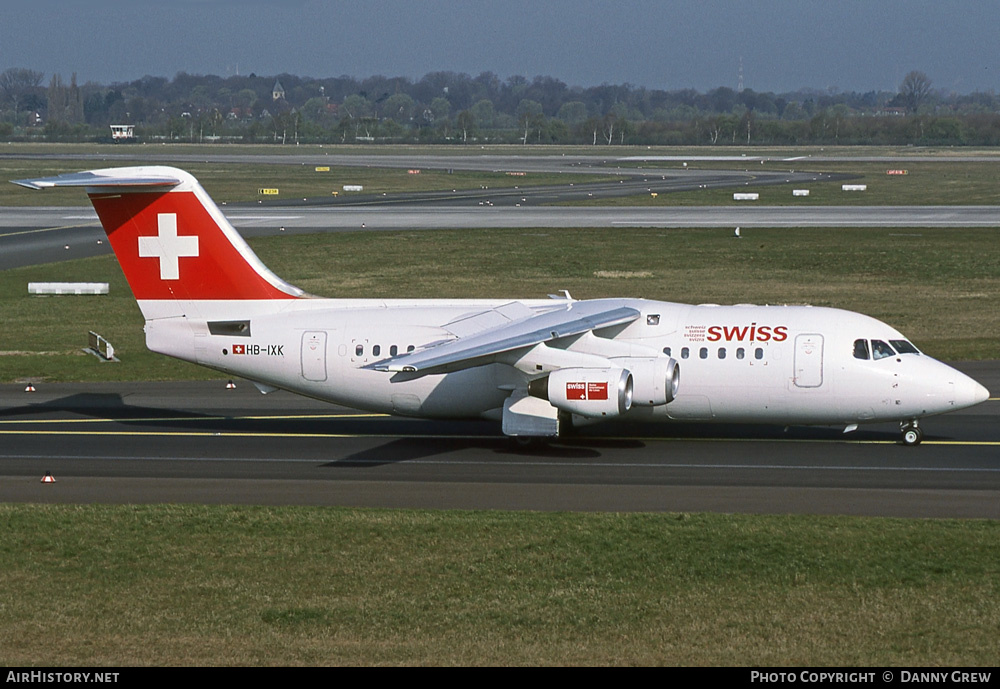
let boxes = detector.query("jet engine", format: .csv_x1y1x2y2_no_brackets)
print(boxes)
613,357,679,406
529,367,633,418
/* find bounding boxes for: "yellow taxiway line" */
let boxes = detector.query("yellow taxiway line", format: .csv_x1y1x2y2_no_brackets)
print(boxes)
0,427,997,445
0,413,389,424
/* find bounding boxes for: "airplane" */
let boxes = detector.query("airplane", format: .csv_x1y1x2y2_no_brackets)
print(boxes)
13,166,990,446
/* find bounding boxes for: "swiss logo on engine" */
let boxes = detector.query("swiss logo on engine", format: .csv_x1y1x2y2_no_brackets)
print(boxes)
566,381,608,401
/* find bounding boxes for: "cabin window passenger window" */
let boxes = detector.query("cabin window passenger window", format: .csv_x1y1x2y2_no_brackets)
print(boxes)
663,347,671,357
699,347,708,359
890,340,920,355
754,348,764,360
681,347,690,359
872,340,895,360
853,339,870,360
718,348,726,359
390,345,398,356
372,345,381,357
355,345,363,356
736,348,745,360
407,345,415,352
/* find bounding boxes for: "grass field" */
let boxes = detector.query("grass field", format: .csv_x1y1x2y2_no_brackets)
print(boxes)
1,505,997,666
2,224,997,383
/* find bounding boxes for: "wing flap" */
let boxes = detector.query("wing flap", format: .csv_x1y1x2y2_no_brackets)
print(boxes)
371,301,640,373
442,301,536,338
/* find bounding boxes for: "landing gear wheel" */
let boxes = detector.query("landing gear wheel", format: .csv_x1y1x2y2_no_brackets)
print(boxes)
512,436,548,450
901,425,923,446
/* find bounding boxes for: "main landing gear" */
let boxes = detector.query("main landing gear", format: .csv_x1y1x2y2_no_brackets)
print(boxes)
509,411,575,449
900,421,923,446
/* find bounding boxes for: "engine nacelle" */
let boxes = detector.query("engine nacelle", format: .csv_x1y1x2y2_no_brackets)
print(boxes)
529,367,633,419
613,357,679,406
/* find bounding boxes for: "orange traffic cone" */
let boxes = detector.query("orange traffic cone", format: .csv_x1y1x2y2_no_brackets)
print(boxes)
226,380,236,390
24,383,36,392
41,472,56,483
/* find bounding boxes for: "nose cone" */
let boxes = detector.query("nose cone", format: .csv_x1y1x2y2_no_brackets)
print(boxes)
955,375,990,409
904,359,991,416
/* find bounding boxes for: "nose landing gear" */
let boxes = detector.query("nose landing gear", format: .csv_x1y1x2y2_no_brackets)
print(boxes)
900,421,923,446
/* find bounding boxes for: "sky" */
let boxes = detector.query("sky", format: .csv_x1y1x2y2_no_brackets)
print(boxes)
2,0,998,95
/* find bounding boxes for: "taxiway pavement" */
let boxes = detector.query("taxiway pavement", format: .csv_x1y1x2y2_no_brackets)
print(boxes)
0,363,996,517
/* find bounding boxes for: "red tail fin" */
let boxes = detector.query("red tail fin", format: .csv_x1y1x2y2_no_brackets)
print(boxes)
14,167,303,315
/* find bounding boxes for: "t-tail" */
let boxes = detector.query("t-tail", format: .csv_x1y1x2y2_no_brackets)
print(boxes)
13,166,304,320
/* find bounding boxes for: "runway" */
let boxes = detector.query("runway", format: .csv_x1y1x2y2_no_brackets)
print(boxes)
0,150,856,174
3,205,1000,271
0,362,996,518
7,149,1000,172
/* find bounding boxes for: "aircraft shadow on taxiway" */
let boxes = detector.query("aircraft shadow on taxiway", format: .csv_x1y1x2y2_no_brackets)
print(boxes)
319,420,916,468
2,392,911,468
0,392,216,422
324,437,621,466
2,391,912,446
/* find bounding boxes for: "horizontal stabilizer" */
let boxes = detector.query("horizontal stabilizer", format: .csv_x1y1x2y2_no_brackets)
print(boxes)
12,170,181,191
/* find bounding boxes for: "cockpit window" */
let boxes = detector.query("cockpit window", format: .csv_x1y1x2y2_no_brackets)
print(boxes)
890,340,920,355
871,340,896,360
853,339,870,360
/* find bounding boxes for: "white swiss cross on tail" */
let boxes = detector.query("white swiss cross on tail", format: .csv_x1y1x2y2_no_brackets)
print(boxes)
138,213,199,280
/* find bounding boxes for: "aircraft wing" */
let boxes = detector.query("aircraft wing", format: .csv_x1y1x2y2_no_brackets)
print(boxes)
369,300,640,373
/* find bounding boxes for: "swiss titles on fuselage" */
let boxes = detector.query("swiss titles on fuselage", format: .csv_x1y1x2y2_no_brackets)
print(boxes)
699,324,789,343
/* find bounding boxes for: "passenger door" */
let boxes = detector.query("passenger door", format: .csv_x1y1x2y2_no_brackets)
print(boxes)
793,333,824,388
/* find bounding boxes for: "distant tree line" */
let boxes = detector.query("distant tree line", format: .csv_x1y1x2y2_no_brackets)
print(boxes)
2,67,1000,146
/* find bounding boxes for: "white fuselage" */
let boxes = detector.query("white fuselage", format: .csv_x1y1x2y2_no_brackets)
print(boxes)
142,296,986,428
